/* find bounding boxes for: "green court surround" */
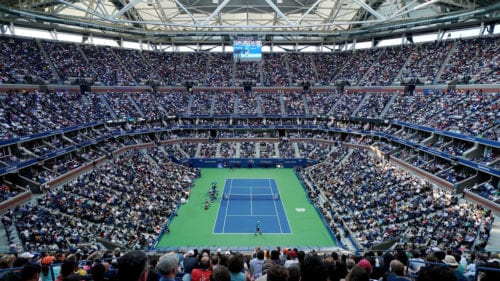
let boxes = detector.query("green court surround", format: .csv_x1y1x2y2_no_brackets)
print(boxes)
155,168,336,252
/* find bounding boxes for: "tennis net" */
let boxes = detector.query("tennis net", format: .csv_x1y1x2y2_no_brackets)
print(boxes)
223,193,280,200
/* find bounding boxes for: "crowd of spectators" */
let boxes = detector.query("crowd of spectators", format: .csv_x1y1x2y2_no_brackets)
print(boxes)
178,53,209,85
313,52,353,86
282,92,306,115
257,93,282,115
2,35,500,87
287,53,317,85
42,40,94,83
206,53,233,87
0,36,56,84
439,37,499,85
141,51,184,85
354,92,393,119
0,88,498,141
199,142,218,158
16,148,198,251
235,61,261,83
190,92,214,115
304,91,339,116
212,92,237,115
80,45,136,86
103,92,139,120
301,149,494,251
335,48,383,86
262,53,290,86
330,93,363,119
1,243,500,281
240,142,256,158
112,48,161,85
396,41,453,85
236,92,260,115
362,46,413,86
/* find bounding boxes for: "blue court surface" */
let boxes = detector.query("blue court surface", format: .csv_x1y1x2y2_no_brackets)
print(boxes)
213,178,291,234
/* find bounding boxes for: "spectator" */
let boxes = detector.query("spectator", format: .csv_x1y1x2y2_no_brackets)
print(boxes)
383,259,411,281
256,264,287,281
343,265,369,281
227,253,249,281
191,255,211,281
284,251,298,269
90,263,106,281
21,263,42,281
40,256,57,281
117,250,149,281
249,250,265,280
443,255,466,281
300,255,327,281
157,253,179,281
210,265,231,281
417,265,457,281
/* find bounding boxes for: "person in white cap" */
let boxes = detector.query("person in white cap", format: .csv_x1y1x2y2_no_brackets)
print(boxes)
443,255,466,281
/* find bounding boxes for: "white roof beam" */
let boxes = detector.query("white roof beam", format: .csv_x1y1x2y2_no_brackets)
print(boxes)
200,0,232,26
54,0,111,21
386,0,441,22
296,0,323,24
439,0,476,9
352,0,386,21
174,0,201,25
264,0,294,26
112,0,143,19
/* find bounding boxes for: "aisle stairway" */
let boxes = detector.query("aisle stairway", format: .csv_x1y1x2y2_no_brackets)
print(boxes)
485,214,500,252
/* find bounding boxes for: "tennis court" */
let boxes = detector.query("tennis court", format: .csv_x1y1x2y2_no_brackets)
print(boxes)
155,168,336,251
214,178,291,234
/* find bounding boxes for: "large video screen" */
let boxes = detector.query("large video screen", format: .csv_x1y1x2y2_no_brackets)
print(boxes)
233,36,262,61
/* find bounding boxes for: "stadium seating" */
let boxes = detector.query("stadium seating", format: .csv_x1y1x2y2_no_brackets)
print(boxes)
0,36,498,262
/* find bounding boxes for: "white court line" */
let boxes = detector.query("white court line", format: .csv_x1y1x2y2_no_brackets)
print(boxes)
225,214,277,217
270,178,284,233
222,178,233,232
250,185,253,215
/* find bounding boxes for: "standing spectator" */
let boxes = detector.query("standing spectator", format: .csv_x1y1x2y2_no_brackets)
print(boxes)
250,250,265,280
40,256,57,281
183,250,198,281
117,250,149,281
146,255,160,281
284,251,298,269
228,253,249,281
56,261,78,281
191,256,212,281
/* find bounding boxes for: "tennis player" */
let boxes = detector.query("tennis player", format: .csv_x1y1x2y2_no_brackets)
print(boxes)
255,221,262,235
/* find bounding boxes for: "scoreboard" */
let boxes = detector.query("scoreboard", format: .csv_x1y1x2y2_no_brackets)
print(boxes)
233,36,262,61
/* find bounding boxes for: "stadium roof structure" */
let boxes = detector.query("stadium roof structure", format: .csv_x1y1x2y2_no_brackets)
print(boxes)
0,0,499,45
